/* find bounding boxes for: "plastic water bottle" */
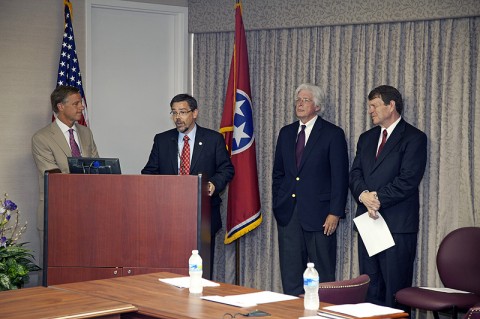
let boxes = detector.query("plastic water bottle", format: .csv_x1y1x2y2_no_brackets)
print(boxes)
188,250,203,294
303,262,320,310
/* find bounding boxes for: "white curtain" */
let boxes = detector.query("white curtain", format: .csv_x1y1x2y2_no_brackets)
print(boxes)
192,17,480,300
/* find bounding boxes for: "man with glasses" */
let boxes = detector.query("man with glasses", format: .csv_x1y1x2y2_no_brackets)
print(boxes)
272,83,349,296
142,93,234,276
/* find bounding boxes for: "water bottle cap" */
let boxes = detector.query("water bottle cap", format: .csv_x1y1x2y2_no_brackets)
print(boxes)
307,262,314,268
192,250,199,254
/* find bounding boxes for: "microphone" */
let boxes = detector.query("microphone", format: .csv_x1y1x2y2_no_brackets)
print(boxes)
171,137,181,174
171,137,180,157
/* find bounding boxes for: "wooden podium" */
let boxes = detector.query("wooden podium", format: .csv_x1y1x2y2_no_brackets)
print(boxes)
43,173,211,286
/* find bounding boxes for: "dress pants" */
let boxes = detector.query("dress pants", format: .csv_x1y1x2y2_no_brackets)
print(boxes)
358,232,417,309
277,206,336,296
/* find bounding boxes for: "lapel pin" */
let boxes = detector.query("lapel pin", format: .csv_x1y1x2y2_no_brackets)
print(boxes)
199,142,203,145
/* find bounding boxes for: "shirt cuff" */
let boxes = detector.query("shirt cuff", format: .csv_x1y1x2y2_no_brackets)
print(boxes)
359,190,369,203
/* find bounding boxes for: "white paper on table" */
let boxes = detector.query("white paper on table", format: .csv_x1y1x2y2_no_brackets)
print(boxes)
323,302,404,317
316,311,353,319
201,291,298,308
201,295,258,308
419,287,473,294
158,276,220,288
353,212,395,256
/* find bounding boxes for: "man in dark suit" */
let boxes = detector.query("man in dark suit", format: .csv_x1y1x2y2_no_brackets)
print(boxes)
142,93,234,272
350,85,427,308
272,83,349,296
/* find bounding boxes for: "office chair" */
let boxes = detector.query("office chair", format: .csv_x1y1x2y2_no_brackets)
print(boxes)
395,227,480,319
318,274,370,304
464,305,480,319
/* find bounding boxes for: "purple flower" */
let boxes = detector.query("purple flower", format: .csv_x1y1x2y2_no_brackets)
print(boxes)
4,200,17,211
0,236,6,247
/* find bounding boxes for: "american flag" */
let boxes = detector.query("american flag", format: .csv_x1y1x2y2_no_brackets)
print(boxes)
55,0,88,126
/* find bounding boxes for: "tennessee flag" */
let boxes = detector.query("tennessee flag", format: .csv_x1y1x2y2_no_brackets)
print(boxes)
54,0,88,126
220,0,261,244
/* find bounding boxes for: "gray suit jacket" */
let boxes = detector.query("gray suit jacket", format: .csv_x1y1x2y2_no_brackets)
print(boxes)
32,121,99,230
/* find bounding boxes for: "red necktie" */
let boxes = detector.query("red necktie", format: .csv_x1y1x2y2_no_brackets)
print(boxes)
295,125,306,169
179,135,190,175
68,129,81,157
376,129,388,159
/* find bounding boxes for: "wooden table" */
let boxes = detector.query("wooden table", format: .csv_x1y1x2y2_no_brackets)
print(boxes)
0,286,137,319
54,272,409,319
53,272,318,318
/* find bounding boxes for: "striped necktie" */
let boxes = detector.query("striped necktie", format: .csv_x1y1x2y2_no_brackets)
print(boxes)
68,129,81,157
376,129,388,159
295,125,306,169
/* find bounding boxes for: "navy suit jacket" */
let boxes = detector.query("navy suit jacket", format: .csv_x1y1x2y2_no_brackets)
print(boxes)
141,125,234,233
272,116,349,231
349,118,427,233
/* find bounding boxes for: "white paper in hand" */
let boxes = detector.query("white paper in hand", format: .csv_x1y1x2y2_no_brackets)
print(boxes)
353,212,395,256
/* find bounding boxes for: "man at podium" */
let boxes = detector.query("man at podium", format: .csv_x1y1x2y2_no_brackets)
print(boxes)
32,85,99,258
142,93,234,273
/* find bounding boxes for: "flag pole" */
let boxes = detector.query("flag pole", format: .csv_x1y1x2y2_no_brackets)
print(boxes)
236,240,240,285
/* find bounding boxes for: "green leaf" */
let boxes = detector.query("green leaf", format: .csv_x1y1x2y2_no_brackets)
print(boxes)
0,243,41,290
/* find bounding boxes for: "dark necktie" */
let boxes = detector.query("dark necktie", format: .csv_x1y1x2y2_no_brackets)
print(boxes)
295,125,306,169
179,135,190,175
68,129,81,157
376,129,388,159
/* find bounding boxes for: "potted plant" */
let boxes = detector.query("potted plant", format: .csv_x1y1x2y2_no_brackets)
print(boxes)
0,193,41,290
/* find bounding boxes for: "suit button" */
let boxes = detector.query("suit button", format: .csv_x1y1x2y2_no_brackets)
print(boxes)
296,177,300,181
292,194,296,198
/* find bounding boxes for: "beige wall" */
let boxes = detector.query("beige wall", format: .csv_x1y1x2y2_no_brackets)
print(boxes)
0,0,186,287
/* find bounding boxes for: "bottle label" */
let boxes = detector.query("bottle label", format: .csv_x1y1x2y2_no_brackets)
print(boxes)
189,263,203,271
303,277,319,286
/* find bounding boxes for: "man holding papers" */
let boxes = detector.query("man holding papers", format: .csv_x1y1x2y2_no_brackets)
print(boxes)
349,85,427,308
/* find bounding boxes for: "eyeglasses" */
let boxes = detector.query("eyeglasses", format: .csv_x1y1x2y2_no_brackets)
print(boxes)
223,310,270,318
295,97,313,104
170,110,192,117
